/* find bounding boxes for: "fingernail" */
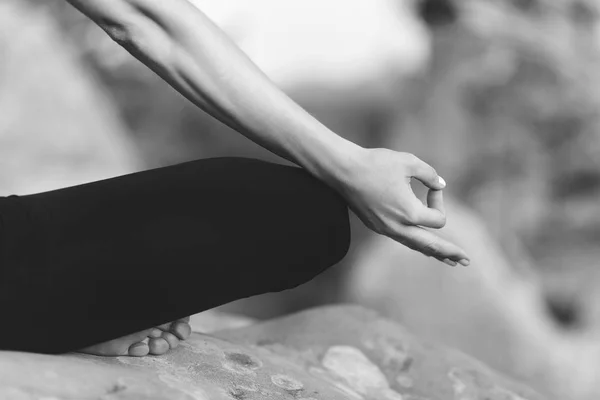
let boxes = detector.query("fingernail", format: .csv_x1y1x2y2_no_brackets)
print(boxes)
443,258,457,267
438,176,446,188
459,259,470,267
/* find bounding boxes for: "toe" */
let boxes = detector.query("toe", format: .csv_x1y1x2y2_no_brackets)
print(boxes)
78,328,153,357
161,331,179,349
157,322,172,331
157,316,191,333
170,321,192,340
148,337,170,355
128,340,150,357
148,328,162,338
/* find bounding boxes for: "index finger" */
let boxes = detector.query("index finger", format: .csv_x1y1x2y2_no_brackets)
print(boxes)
427,188,445,216
408,189,446,229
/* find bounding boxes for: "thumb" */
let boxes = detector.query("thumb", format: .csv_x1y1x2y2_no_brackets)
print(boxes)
409,156,446,190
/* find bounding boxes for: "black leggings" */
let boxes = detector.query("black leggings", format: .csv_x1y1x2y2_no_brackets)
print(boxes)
0,158,350,354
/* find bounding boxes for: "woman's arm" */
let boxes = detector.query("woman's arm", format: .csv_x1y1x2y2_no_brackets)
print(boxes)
67,0,349,180
66,0,470,266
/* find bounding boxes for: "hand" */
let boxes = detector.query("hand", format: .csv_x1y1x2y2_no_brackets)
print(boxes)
335,147,470,266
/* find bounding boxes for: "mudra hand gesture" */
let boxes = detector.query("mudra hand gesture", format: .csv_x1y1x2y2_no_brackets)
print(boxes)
335,147,469,267
68,0,470,267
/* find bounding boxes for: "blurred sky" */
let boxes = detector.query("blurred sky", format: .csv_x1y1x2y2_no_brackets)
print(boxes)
188,0,431,89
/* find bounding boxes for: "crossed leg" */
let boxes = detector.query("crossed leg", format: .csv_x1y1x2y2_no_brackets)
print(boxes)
0,158,350,356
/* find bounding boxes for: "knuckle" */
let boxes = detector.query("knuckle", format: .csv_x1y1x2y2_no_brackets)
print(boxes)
378,218,400,237
423,242,440,256
435,215,447,228
366,219,387,236
402,208,420,225
405,241,420,252
429,166,438,178
406,153,419,165
420,161,437,180
377,222,394,236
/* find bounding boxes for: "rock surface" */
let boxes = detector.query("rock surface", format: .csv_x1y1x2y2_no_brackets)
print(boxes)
0,306,544,400
346,200,600,400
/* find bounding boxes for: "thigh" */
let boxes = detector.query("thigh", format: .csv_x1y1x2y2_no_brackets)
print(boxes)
0,158,350,353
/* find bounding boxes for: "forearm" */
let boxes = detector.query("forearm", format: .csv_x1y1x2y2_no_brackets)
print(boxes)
64,0,472,268
67,0,360,184
161,7,359,182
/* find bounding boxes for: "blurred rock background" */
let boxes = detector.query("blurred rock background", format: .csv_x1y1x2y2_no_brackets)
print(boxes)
3,0,600,398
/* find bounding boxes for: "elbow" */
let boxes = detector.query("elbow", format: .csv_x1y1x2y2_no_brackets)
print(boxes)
95,14,139,47
67,0,143,47
103,22,135,47
101,19,149,53
99,17,176,66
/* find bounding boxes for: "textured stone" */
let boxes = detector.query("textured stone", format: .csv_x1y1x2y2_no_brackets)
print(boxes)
0,306,545,400
346,200,600,399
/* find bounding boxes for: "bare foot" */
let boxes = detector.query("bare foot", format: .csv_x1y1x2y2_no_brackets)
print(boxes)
78,317,192,357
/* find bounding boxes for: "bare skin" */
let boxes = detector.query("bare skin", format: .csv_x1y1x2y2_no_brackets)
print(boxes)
79,317,192,356
63,0,472,357
66,0,471,266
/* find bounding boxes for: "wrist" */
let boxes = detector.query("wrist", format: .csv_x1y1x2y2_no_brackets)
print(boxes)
302,132,364,192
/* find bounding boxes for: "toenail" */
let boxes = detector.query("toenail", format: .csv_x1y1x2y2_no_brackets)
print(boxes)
128,342,149,357
149,329,162,338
